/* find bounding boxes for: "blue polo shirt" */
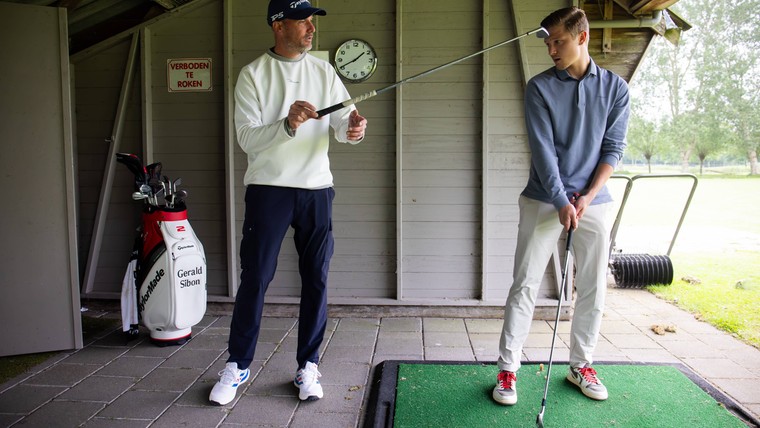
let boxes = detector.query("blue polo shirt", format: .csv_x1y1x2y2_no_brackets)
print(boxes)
521,58,629,210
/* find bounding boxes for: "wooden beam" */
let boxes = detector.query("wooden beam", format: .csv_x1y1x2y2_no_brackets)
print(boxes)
603,0,614,53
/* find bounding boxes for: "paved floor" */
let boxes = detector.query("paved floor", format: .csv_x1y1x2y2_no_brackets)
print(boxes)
1,288,759,427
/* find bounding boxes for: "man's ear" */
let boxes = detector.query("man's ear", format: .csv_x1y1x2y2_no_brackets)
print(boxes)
578,30,589,45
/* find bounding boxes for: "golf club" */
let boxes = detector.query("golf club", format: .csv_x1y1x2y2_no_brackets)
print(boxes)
316,27,549,117
537,227,574,428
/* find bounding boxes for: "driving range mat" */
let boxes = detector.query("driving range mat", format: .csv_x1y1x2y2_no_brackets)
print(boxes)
363,361,759,427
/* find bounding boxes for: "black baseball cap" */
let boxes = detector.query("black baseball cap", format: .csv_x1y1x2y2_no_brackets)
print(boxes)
267,0,326,26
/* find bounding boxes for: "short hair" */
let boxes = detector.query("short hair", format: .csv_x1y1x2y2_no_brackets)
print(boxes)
540,7,589,37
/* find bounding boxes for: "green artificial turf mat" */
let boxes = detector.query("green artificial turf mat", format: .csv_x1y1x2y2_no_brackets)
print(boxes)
391,363,751,428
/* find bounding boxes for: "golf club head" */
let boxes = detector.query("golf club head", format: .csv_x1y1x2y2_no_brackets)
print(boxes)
536,410,544,428
535,27,549,38
146,162,162,181
116,153,148,188
139,184,152,195
132,192,148,201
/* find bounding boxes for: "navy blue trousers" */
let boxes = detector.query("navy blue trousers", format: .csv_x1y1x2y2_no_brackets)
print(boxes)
228,185,334,370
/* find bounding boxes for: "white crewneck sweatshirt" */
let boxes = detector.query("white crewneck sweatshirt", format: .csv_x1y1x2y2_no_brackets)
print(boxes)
234,49,360,190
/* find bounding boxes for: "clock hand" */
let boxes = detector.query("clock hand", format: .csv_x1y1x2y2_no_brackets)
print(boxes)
340,52,366,69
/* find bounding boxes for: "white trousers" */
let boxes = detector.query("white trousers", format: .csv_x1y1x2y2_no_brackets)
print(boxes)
498,196,613,372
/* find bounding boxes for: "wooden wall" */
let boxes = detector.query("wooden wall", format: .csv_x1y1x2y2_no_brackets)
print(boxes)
74,0,572,306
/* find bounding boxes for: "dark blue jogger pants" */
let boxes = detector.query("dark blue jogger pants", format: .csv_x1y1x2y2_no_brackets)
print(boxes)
227,185,334,370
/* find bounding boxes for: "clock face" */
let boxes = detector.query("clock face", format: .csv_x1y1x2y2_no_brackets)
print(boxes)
334,39,377,83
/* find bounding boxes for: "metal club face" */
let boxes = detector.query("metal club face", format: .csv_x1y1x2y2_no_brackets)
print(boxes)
535,27,550,39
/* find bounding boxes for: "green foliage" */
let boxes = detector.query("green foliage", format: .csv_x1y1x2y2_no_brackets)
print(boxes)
628,0,760,173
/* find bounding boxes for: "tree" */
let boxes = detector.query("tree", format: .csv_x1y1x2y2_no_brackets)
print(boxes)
694,0,760,174
626,114,660,172
629,0,760,174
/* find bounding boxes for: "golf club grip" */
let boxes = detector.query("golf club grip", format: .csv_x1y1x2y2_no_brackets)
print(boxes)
566,228,574,251
316,90,378,117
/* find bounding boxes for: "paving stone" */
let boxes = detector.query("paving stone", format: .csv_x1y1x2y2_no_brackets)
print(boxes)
375,336,421,355
379,318,421,332
150,404,227,428
710,378,760,404
92,329,145,348
0,414,22,427
372,354,423,364
246,368,295,397
161,349,220,369
59,375,135,402
692,332,753,351
622,348,678,363
603,333,662,349
223,394,298,425
658,339,726,358
600,319,645,335
423,331,471,348
175,378,217,406
320,345,374,364
23,363,101,387
523,332,560,348
181,333,230,350
683,357,756,379
317,362,370,386
97,356,163,378
464,318,502,333
61,346,128,365
0,384,66,413
257,328,290,344
290,410,358,428
124,343,180,358
467,332,500,354
424,346,475,361
328,330,377,347
422,318,466,332
12,400,103,427
291,383,365,414
133,367,204,392
523,347,570,363
335,318,380,331
82,416,152,427
97,390,179,419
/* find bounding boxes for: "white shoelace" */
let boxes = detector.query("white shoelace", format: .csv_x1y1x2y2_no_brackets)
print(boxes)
219,364,240,385
300,363,322,385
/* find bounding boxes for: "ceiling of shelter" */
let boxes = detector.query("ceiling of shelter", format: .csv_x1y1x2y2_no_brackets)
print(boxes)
1,0,192,54
1,0,690,80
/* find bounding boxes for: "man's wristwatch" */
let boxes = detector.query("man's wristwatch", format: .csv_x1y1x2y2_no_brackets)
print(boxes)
283,119,295,137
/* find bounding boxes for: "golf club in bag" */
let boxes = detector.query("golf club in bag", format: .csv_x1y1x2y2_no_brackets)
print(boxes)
116,153,207,346
537,227,574,428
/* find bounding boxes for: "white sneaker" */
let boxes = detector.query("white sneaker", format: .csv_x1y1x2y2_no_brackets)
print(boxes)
209,362,250,405
567,364,608,401
294,361,323,401
492,370,517,405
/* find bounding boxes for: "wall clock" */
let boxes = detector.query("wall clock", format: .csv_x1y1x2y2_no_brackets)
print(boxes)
334,39,377,83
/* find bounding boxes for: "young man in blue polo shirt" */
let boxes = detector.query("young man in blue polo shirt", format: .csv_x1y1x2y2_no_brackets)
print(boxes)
493,6,629,405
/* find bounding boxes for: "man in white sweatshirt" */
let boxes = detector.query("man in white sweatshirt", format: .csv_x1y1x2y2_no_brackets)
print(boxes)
209,0,367,406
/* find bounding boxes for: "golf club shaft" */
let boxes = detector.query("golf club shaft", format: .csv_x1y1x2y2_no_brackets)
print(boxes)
538,228,574,423
316,27,547,117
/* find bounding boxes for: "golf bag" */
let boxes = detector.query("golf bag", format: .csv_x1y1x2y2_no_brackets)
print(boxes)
116,153,207,346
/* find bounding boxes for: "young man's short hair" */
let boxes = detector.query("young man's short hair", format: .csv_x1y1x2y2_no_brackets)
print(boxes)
541,6,589,37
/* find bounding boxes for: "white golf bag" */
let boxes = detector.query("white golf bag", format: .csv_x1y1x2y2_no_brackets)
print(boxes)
117,153,207,346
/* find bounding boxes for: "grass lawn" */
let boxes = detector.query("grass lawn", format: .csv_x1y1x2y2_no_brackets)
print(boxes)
610,173,760,349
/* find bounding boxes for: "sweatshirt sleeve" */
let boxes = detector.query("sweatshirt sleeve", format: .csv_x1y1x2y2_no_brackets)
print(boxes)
234,66,292,156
